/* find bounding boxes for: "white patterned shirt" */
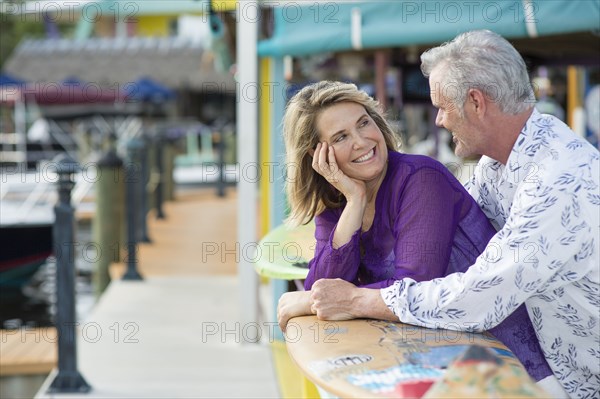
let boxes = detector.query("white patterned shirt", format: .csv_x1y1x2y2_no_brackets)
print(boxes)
381,109,600,398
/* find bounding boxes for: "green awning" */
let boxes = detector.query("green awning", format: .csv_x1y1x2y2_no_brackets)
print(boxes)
258,0,600,57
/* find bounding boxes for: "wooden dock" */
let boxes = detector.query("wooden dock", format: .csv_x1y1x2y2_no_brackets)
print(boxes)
0,328,56,376
1,187,279,398
1,188,237,377
110,188,239,277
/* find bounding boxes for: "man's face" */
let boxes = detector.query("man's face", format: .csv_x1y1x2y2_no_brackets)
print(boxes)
429,68,482,158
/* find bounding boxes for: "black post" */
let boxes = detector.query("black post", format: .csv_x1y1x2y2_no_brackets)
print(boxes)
154,133,165,219
217,127,226,197
139,135,151,243
47,154,91,394
122,138,144,281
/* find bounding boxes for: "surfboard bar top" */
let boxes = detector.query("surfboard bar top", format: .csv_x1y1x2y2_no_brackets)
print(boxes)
254,222,315,280
285,316,548,398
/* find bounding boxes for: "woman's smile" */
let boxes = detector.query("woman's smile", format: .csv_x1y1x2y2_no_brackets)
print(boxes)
353,148,376,163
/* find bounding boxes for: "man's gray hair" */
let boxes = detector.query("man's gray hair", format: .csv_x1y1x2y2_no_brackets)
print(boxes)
421,30,535,115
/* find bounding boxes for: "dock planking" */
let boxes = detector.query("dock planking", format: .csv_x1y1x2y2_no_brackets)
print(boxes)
2,187,238,378
0,328,56,376
111,188,238,277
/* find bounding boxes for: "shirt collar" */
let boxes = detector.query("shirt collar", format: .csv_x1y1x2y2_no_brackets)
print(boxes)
502,108,541,185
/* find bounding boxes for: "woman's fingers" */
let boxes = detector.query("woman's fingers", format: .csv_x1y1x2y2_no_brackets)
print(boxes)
327,146,340,182
311,142,321,171
311,142,341,184
312,142,330,179
317,142,329,173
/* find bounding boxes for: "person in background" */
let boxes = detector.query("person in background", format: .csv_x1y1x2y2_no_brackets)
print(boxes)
300,31,599,399
277,80,552,384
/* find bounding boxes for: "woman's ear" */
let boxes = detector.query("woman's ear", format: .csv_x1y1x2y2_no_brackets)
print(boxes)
308,148,315,157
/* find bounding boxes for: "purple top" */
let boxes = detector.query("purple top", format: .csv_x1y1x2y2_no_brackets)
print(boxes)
305,151,553,381
305,151,494,289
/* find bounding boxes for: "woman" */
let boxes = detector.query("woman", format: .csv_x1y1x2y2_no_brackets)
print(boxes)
277,81,552,382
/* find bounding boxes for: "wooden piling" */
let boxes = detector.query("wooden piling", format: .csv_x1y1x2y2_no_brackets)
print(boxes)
91,150,124,296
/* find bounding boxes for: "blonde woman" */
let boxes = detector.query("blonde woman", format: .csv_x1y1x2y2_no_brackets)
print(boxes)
277,81,552,383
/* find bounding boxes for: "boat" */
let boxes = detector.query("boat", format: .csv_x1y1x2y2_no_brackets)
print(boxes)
0,75,120,290
0,169,55,291
0,224,52,290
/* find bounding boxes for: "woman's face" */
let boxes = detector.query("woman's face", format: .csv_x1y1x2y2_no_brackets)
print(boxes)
314,101,388,183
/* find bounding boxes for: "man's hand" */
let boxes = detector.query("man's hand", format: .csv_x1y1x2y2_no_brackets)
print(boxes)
310,278,362,320
311,278,398,322
277,290,313,332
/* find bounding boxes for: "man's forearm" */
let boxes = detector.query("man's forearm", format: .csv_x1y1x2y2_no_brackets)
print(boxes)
354,287,398,321
311,278,398,321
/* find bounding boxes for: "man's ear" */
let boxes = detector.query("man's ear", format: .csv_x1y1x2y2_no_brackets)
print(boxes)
468,88,487,115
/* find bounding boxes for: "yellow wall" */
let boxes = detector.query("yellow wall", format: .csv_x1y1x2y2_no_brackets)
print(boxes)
212,0,237,12
136,15,176,37
259,57,272,237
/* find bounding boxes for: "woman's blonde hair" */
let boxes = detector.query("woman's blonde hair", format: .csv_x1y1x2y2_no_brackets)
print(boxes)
283,81,400,226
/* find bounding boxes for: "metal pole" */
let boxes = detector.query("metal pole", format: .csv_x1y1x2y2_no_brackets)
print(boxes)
237,0,259,342
47,154,91,393
155,133,165,219
122,138,144,281
217,126,226,197
139,135,151,243
165,139,176,201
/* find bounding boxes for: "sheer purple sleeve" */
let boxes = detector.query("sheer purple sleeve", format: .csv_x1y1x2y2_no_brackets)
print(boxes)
303,209,362,290
361,167,463,289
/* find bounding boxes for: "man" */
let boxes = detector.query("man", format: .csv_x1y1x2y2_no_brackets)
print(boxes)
305,30,599,398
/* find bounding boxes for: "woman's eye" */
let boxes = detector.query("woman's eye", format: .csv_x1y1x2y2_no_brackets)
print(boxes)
334,134,346,143
359,119,369,127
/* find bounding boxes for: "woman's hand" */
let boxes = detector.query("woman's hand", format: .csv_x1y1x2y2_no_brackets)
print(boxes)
313,141,368,249
277,291,313,333
312,142,366,203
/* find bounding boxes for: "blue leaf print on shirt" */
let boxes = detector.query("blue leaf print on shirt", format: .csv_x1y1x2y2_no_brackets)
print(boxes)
567,140,583,150
515,265,540,293
587,193,600,205
573,279,600,307
560,271,579,282
561,206,572,227
560,235,577,245
548,259,565,270
588,348,600,360
494,296,504,320
574,240,594,262
582,178,598,191
483,312,495,330
443,308,466,319
572,197,581,218
537,236,550,256
408,292,424,313
470,276,503,292
521,196,558,217
525,143,542,157
568,222,587,234
437,288,451,307
532,307,543,331
556,173,576,185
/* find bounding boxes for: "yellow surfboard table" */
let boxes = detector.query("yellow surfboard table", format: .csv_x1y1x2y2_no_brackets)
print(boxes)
285,316,549,399
254,222,315,280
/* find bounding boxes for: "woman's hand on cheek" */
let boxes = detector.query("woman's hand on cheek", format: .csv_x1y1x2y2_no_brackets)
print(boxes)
312,142,366,202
